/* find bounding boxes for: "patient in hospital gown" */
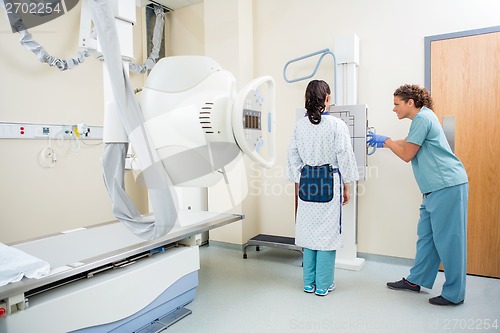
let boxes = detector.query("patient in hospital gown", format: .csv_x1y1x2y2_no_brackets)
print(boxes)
286,80,359,296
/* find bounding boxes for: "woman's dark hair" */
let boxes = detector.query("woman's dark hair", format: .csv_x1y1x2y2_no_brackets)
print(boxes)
305,80,331,125
393,84,433,109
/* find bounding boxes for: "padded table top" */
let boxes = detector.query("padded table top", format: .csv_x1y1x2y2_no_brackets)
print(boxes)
0,210,243,300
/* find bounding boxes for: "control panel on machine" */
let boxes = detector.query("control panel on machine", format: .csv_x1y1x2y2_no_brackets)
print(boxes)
233,77,275,168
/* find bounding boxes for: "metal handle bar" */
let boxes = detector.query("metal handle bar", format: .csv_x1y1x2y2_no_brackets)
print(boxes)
282,48,338,105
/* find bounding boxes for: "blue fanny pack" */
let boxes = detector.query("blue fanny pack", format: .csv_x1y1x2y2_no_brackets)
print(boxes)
299,164,339,203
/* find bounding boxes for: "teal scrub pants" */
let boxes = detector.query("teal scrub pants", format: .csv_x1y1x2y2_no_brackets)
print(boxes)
407,183,468,303
303,248,336,290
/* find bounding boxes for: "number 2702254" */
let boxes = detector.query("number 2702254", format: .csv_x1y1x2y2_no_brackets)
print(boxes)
443,319,499,330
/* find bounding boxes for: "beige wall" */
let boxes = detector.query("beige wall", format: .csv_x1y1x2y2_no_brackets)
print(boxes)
0,3,148,244
165,4,205,56
168,0,500,258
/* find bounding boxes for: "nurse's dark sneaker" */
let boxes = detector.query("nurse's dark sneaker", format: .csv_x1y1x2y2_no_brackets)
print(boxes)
387,278,421,292
429,295,464,306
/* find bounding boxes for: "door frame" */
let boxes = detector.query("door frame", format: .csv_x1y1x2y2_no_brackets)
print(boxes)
424,25,500,91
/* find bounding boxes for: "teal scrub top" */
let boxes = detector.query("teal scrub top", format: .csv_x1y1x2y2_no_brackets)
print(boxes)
407,107,468,194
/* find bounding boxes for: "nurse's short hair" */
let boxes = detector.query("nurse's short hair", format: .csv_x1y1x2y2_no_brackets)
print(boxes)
394,84,433,109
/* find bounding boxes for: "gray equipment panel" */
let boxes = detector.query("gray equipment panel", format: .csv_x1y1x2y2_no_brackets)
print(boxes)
329,104,368,181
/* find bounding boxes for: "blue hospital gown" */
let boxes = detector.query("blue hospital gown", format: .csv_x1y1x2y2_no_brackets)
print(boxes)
286,114,359,250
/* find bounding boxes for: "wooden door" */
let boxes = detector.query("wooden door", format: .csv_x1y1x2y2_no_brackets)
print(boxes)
428,29,500,278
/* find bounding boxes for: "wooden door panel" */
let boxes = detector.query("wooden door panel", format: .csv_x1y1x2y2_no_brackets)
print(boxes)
430,32,500,278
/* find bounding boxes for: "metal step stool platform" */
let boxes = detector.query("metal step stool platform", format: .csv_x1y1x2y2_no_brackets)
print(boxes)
243,234,303,260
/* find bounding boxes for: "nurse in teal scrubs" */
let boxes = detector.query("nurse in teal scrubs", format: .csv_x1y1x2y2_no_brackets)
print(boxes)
368,84,469,306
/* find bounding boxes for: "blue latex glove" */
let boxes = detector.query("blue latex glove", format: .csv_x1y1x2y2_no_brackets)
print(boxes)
367,134,389,148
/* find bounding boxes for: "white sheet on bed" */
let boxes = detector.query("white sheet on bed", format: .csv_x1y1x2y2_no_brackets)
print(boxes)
0,242,50,287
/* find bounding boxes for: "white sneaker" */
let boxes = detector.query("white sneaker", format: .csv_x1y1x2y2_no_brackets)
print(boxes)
303,284,316,293
315,282,336,296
